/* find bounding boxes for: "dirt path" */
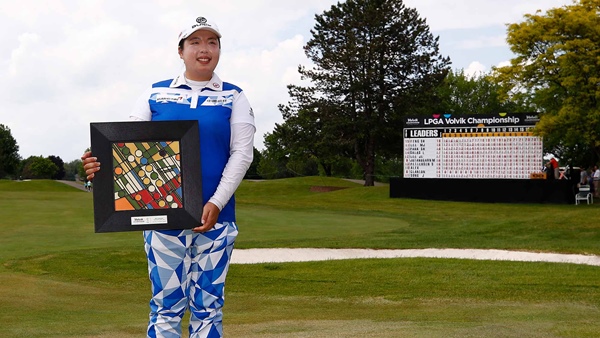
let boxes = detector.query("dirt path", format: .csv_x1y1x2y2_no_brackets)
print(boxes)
57,180,89,192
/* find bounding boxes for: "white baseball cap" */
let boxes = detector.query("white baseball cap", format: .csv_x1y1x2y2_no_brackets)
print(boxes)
177,16,221,45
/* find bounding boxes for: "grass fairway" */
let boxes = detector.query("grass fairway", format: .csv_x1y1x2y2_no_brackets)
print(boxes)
0,178,599,337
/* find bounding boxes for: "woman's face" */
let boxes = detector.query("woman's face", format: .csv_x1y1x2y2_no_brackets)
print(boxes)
179,29,220,81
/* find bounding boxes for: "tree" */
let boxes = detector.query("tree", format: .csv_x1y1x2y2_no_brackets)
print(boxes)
493,0,600,164
0,124,21,179
258,126,295,179
269,101,353,177
434,69,530,116
47,155,66,180
64,159,82,181
21,156,58,179
279,0,450,185
244,147,263,179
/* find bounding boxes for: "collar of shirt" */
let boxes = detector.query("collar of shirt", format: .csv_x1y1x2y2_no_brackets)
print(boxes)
170,71,223,91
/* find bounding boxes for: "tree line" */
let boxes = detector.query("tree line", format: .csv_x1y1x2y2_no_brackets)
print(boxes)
0,125,84,181
2,0,598,184
258,0,600,185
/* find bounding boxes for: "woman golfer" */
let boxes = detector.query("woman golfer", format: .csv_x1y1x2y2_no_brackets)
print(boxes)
82,16,255,338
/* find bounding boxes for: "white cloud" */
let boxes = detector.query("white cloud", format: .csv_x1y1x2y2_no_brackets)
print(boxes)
496,60,512,69
455,35,507,50
464,61,487,78
8,33,40,77
404,0,572,31
219,34,310,148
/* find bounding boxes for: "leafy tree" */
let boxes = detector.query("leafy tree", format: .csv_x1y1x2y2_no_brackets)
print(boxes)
279,103,354,177
47,155,66,180
244,147,263,179
434,69,530,116
258,127,294,179
78,161,86,181
373,155,404,183
0,124,21,179
279,0,450,185
257,155,288,180
287,155,320,177
260,122,327,179
21,156,58,179
267,102,352,178
493,0,600,164
64,159,82,181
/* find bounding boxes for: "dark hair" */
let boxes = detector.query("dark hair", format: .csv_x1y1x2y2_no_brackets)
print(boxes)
178,37,221,50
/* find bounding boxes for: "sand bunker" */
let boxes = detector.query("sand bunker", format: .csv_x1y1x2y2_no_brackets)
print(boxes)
231,248,600,266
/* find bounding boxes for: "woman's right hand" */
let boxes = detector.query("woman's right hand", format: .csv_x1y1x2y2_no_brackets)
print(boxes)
81,151,101,181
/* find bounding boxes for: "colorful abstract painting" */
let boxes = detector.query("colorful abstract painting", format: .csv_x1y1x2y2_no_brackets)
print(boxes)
112,141,183,211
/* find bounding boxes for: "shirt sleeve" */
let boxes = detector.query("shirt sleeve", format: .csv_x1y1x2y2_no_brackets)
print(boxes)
129,87,153,121
207,91,256,210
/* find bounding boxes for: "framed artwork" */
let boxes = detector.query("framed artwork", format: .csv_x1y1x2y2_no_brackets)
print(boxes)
90,120,202,233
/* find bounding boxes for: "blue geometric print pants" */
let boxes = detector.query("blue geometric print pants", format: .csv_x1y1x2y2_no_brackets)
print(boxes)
143,222,238,338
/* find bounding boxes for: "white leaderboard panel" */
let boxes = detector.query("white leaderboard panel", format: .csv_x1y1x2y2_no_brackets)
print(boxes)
403,114,543,179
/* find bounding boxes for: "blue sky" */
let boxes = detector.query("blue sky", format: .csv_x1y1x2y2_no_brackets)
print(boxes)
0,0,572,162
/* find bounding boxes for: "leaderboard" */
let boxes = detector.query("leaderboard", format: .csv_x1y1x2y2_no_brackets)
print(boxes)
403,113,543,179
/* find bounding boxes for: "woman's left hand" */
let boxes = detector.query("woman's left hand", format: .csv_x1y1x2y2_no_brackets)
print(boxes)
192,202,220,233
81,151,101,181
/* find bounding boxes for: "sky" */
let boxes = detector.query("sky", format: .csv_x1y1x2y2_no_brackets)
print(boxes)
0,0,573,163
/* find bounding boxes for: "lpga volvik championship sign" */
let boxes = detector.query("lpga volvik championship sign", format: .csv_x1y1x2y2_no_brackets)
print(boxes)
403,113,543,179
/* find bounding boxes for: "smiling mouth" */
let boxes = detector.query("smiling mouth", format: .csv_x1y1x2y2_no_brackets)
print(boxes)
197,57,210,63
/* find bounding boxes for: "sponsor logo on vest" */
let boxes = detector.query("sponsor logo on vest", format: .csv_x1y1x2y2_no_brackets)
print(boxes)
202,95,234,106
153,93,187,104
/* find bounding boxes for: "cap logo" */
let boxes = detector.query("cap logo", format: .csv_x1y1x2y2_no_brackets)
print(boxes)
179,16,220,44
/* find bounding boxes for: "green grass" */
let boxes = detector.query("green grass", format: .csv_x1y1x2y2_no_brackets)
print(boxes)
235,177,600,254
0,178,599,337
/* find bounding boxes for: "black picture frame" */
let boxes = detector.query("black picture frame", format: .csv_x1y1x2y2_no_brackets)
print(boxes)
90,120,202,233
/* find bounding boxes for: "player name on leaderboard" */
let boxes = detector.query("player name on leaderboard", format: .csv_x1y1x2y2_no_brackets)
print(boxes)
403,113,543,179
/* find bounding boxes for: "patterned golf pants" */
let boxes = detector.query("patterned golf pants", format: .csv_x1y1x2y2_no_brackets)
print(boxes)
143,222,238,338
